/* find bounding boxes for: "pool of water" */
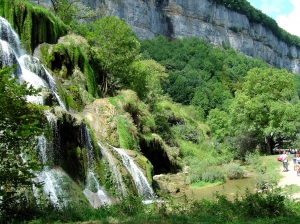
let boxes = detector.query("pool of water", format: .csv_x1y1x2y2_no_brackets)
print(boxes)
181,176,257,201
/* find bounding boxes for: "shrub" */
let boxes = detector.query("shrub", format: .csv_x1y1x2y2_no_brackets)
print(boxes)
244,150,261,166
172,124,199,144
202,169,225,183
223,162,245,180
190,166,225,184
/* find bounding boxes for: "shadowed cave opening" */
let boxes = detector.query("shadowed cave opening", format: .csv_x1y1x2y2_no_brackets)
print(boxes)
139,138,180,175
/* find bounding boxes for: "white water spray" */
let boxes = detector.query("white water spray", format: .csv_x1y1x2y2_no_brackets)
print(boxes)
0,17,66,109
82,126,111,207
113,147,155,199
98,142,128,197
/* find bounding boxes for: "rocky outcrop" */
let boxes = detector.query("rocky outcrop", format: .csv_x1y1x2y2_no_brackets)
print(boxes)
153,166,190,197
101,0,300,74
0,0,67,54
33,0,300,74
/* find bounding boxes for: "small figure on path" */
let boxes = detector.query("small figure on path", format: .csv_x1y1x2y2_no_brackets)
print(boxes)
293,154,297,170
297,154,300,165
282,151,289,172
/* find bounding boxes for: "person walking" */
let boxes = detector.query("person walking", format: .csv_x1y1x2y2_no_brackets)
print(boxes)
282,151,289,172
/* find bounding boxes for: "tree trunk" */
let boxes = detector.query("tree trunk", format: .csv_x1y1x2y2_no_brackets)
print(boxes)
265,135,275,155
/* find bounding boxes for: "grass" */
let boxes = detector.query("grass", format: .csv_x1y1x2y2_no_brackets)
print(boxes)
19,189,300,224
190,181,223,188
5,154,300,223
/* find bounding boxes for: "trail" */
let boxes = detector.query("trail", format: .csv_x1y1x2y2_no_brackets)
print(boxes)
278,162,300,199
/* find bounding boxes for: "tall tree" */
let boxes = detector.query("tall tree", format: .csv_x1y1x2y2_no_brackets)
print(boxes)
0,67,46,220
128,59,168,110
229,68,300,154
86,16,140,96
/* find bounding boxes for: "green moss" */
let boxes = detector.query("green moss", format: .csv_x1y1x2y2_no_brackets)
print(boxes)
136,155,153,185
0,0,67,54
117,115,138,150
84,123,106,185
109,95,124,110
37,41,98,110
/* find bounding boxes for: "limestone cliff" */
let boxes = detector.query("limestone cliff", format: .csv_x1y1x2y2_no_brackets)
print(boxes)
32,0,300,74
103,0,300,74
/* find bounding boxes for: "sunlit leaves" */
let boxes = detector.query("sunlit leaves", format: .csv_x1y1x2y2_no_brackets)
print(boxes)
0,66,45,216
229,68,300,152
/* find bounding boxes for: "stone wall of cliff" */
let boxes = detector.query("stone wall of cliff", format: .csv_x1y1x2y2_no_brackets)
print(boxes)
30,0,300,74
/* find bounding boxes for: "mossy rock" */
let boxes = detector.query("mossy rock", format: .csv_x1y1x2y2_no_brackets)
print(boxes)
34,36,97,111
0,0,67,54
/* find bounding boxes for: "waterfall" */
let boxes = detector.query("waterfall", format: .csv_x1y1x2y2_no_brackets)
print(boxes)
0,16,158,207
34,111,70,208
18,55,66,110
0,16,66,109
113,147,155,199
81,125,111,207
98,142,128,198
0,17,22,56
83,171,111,208
35,133,69,208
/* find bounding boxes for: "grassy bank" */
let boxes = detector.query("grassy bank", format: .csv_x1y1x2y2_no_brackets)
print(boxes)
20,190,300,224
3,155,300,223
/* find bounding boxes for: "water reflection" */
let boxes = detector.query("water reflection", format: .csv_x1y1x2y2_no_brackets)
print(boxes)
184,176,256,201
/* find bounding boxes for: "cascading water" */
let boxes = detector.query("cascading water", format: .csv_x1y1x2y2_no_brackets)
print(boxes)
0,16,158,207
81,125,111,208
113,147,156,199
0,16,66,109
98,142,128,198
0,17,22,56
35,111,71,208
18,55,66,110
0,16,71,206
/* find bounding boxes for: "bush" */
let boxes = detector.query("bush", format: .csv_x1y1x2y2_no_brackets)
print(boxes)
190,166,225,184
223,162,245,180
172,124,199,144
244,150,261,166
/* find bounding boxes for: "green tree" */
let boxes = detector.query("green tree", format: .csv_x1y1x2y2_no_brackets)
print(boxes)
229,68,300,154
86,16,140,96
207,108,230,141
0,67,46,220
128,59,168,110
50,0,101,25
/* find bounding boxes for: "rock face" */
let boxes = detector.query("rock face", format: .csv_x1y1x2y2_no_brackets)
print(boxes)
32,0,300,74
103,0,300,74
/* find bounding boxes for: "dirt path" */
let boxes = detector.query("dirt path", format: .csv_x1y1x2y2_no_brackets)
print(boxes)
278,163,300,199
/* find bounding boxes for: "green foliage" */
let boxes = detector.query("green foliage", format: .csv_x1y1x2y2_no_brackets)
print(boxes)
244,150,261,166
127,59,168,109
229,26,239,33
86,16,140,95
117,115,138,150
190,166,225,184
172,124,200,144
223,162,245,180
141,36,267,116
206,108,230,141
211,0,300,49
0,0,67,54
0,66,46,221
229,68,300,154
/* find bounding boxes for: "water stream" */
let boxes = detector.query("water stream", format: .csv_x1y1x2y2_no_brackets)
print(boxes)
0,15,157,207
98,142,128,198
81,126,111,207
113,147,156,199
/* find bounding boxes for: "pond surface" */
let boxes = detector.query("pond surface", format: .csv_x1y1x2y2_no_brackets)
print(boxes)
181,176,257,202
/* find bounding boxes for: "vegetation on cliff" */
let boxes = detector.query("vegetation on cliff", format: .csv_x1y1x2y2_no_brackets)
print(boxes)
0,0,67,54
0,66,47,221
2,0,300,223
211,0,300,49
